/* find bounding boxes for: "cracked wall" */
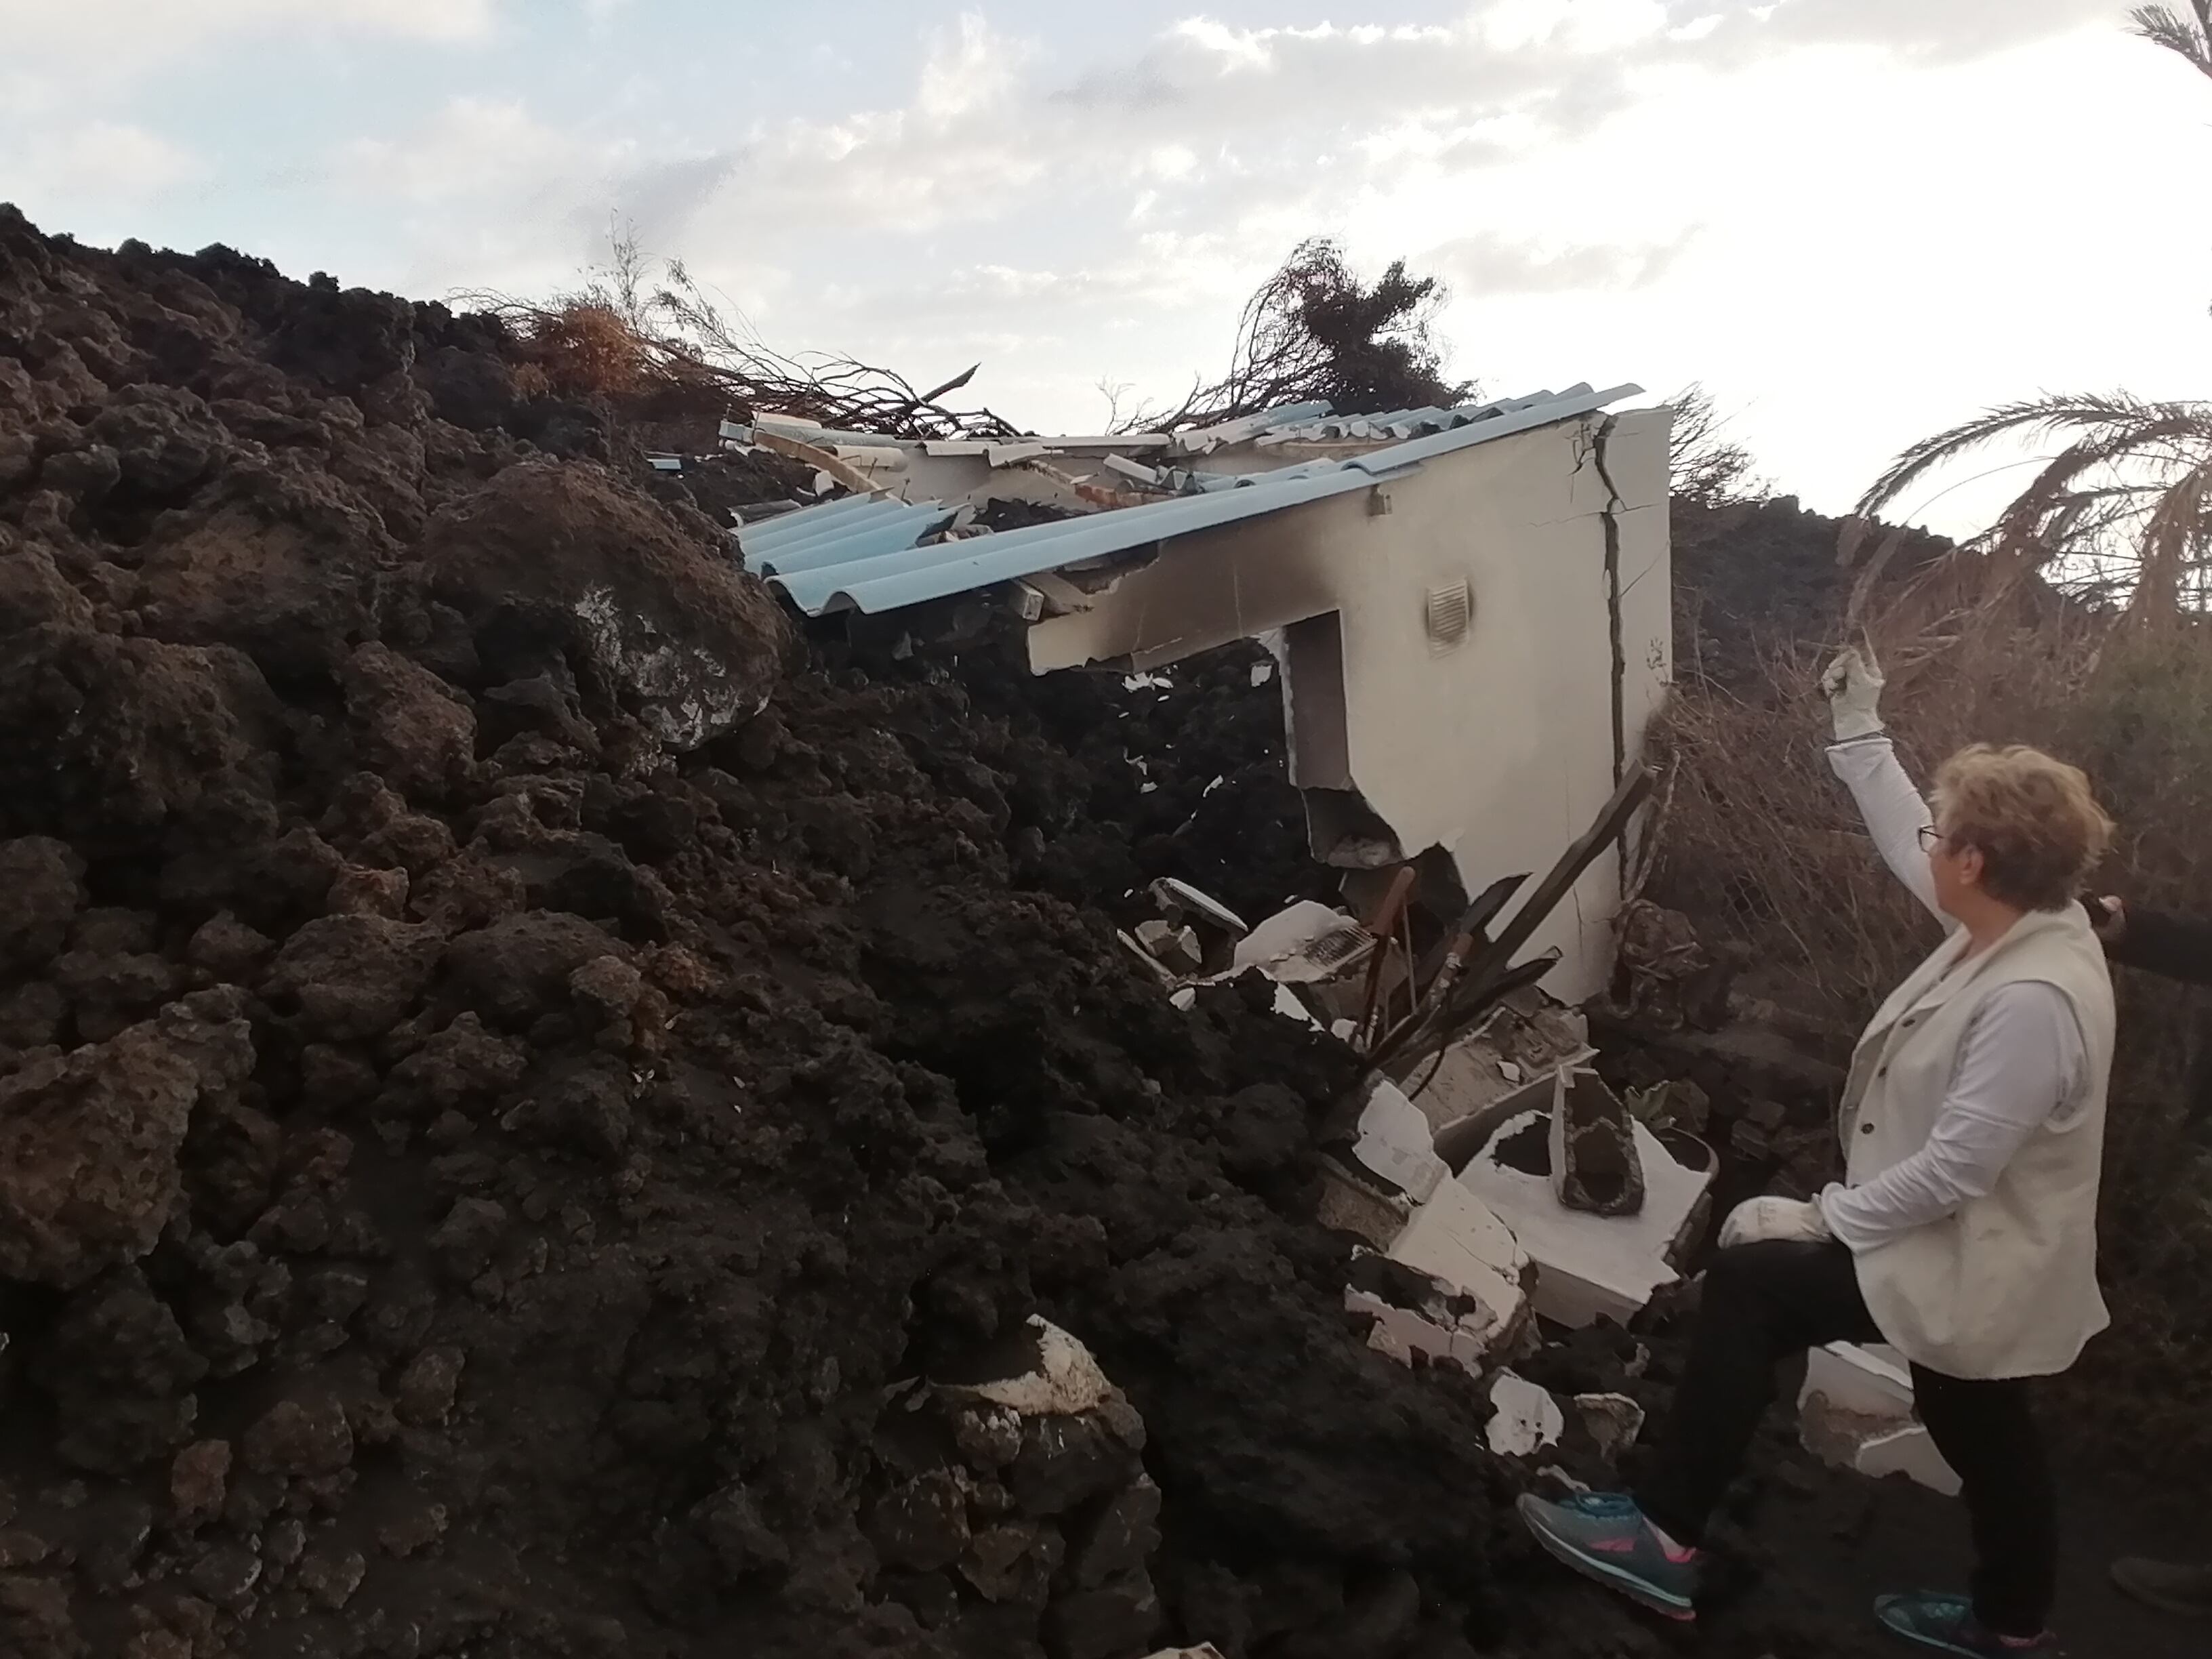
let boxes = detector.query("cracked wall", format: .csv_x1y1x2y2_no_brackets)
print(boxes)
1027,405,1673,1000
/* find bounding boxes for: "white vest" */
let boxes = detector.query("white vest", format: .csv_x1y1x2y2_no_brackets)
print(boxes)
1839,903,2116,1380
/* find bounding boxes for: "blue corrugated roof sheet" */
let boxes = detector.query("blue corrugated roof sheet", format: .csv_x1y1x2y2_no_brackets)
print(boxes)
741,382,1639,617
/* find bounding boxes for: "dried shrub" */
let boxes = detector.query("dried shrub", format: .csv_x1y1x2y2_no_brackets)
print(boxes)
1669,383,1768,510
460,224,1020,441
1132,237,1472,430
512,300,655,400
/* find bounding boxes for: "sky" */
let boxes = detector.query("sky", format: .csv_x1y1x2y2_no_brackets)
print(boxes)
3,0,2209,533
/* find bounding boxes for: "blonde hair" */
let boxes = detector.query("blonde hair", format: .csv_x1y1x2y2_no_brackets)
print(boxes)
1932,743,2116,912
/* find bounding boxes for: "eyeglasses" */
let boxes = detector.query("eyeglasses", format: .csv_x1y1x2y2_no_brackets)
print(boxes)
1917,824,1946,852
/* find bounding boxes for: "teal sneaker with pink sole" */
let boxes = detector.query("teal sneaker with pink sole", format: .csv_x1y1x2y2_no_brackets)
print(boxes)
1875,1592,2063,1656
1516,1492,1701,1621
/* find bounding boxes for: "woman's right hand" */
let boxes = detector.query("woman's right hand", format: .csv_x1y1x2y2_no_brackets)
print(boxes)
1821,646,1886,742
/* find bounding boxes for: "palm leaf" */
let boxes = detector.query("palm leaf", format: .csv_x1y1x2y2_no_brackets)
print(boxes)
2131,3,2212,79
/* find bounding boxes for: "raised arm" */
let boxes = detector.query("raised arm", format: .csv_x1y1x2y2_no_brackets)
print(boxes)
1828,737,1944,920
1820,647,1945,923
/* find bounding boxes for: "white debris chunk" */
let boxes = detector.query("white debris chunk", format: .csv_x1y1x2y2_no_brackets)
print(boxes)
1387,1181,1530,1337
1798,1343,1961,1496
1457,1109,1714,1328
1250,661,1275,687
943,1318,1113,1417
1487,1373,1565,1457
1352,1078,1450,1202
1853,1424,1963,1495
1233,901,1375,984
1270,983,1320,1028
1149,878,1249,939
1345,1279,1490,1373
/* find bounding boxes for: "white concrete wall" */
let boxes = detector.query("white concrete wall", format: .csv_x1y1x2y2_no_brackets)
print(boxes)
1027,407,1673,1002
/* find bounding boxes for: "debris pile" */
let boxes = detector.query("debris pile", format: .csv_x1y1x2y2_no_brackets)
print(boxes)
1,206,2104,1659
0,205,1683,1659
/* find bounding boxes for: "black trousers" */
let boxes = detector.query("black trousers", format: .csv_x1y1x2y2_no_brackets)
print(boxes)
1634,1240,2058,1638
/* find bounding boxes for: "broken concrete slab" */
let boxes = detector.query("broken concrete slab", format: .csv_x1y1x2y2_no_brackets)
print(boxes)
1386,1180,1530,1347
1486,1372,1565,1458
1351,1076,1449,1203
1797,1343,1960,1497
1345,1260,1498,1376
1549,1067,1645,1218
1407,994,1595,1140
1456,1108,1714,1328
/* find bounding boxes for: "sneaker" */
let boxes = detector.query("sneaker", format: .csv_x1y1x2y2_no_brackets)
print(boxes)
1874,1592,2060,1656
2111,1557,2212,1618
1515,1492,1700,1621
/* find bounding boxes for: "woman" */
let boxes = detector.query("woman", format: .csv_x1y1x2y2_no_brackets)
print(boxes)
1519,647,2116,1658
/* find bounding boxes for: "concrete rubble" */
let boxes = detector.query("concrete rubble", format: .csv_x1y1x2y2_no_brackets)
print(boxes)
1486,1373,1566,1458
1459,1098,1714,1330
1797,1343,1961,1498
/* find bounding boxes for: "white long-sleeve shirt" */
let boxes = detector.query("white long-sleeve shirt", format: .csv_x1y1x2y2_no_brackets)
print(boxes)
1815,736,2088,1253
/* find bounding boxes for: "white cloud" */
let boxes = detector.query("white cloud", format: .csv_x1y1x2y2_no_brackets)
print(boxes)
5,0,2198,535
6,121,202,205
1427,230,1704,295
0,0,499,115
917,11,1030,122
336,98,601,205
0,0,497,50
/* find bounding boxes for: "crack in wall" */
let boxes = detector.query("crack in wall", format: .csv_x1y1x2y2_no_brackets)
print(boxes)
1592,415,1628,786
1591,414,1633,892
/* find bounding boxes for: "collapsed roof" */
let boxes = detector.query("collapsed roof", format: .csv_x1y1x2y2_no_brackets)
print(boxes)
732,384,1641,621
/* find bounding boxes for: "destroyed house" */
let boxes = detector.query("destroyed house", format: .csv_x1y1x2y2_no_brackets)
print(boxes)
729,384,1671,1002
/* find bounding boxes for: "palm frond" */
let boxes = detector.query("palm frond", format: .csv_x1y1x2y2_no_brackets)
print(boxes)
2131,3,2212,80
1856,392,2211,515
1862,389,2212,617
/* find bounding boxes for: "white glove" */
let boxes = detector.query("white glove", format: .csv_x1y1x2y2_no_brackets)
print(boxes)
1717,1195,1834,1250
1820,646,1885,742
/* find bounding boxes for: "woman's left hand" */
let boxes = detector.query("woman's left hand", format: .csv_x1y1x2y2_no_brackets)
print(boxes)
1717,1195,1834,1250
